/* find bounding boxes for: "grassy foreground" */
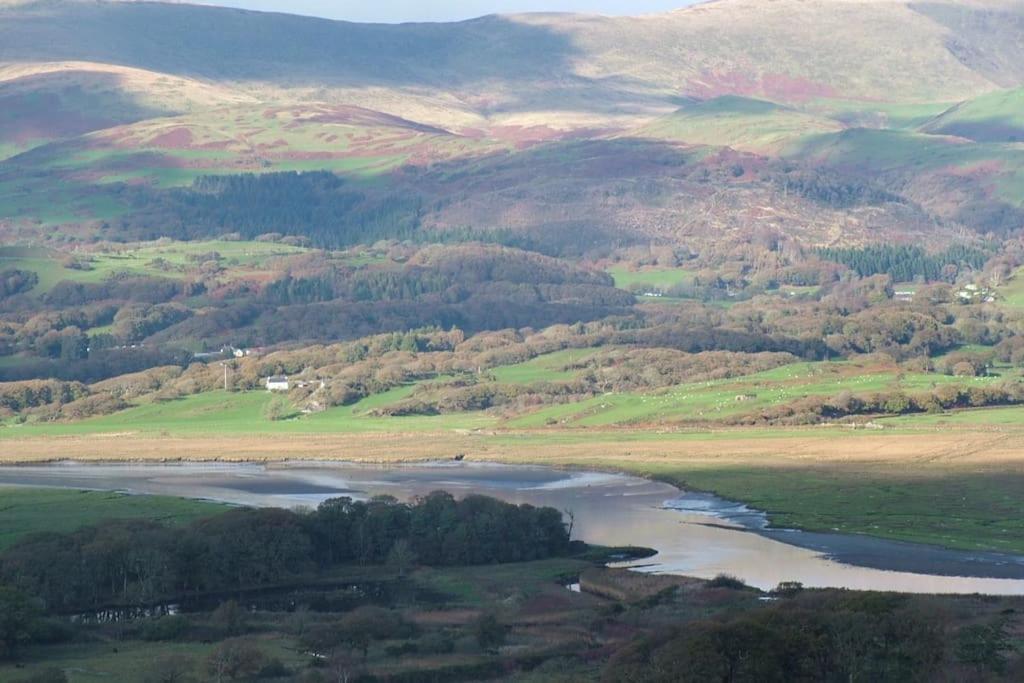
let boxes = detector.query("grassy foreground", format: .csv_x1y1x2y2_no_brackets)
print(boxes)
2,423,1022,555
0,488,225,550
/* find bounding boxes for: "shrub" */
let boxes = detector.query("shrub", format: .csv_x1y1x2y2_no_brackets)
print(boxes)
706,573,747,590
473,613,507,653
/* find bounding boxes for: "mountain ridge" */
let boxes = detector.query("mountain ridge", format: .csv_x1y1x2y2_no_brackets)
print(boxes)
0,0,1022,248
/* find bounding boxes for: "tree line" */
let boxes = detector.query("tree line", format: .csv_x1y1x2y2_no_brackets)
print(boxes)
817,244,991,282
0,492,570,613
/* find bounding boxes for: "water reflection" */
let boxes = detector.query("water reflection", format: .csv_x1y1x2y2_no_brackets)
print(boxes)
1,461,1022,595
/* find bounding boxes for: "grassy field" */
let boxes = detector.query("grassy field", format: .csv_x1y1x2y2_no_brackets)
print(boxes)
882,403,1024,427
0,240,310,297
2,356,1015,437
0,387,497,438
0,487,224,550
606,265,696,292
488,348,600,384
507,360,998,428
1001,266,1024,308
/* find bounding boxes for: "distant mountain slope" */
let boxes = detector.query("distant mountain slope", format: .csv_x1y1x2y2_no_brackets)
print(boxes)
8,102,501,187
793,127,1024,233
0,0,1022,248
0,61,253,159
1,0,1022,129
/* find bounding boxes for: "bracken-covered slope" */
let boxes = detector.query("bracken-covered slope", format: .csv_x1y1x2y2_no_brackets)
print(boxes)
0,0,1022,248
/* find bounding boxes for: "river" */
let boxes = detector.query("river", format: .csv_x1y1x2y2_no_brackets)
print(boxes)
1,460,1022,595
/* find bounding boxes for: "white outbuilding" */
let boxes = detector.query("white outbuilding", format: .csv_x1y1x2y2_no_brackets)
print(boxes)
265,375,290,392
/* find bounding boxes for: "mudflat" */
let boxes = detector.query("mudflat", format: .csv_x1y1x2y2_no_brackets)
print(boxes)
2,427,1022,556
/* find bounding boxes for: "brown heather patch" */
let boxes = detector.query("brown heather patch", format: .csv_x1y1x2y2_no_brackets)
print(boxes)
146,126,194,148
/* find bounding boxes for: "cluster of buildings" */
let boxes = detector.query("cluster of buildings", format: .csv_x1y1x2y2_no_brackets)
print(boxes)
956,283,996,304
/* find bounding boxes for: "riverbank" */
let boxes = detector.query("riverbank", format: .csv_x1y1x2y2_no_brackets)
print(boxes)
1,425,1022,557
3,460,1024,594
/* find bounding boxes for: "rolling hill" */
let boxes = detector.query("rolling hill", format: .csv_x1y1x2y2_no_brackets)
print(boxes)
0,0,1022,248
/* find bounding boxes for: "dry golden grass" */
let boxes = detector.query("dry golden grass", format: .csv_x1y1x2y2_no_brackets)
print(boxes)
1,426,1020,469
0,61,255,111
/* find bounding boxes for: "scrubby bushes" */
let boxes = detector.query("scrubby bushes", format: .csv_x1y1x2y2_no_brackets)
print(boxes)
0,269,38,299
0,379,88,415
603,591,946,682
731,380,1024,425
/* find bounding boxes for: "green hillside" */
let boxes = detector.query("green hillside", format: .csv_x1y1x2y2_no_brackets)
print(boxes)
793,127,1024,208
0,0,1021,244
922,87,1024,142
630,96,842,153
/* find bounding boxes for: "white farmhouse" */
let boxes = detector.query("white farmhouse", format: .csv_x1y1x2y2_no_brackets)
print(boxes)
265,375,290,392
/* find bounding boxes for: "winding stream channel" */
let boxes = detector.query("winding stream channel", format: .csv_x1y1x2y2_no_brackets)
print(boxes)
1,460,1022,595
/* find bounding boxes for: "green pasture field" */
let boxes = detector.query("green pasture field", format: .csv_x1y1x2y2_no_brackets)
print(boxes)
92,153,413,188
606,266,696,291
0,488,224,550
506,360,996,428
3,357,1016,438
881,403,1024,427
0,240,309,296
17,104,502,191
0,385,497,438
488,348,600,384
1001,267,1024,308
416,557,593,604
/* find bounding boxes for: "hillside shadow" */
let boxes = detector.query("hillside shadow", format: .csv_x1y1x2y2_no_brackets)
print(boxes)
909,1,1024,87
0,3,686,125
0,70,169,150
0,3,652,106
926,117,1024,143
